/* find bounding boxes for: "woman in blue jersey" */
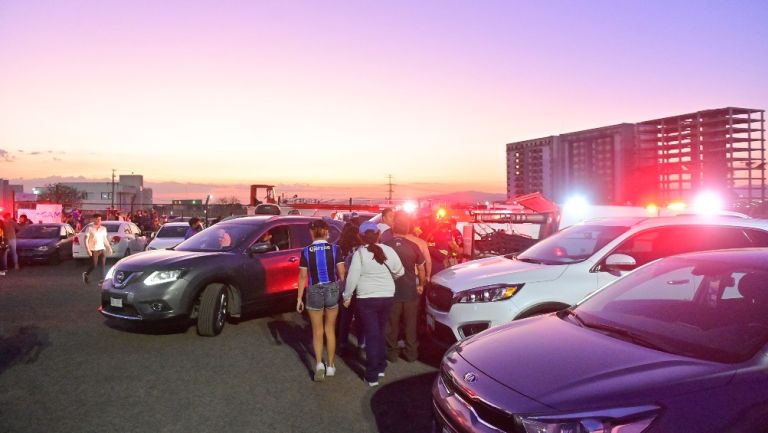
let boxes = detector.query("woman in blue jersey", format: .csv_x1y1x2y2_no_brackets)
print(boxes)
297,219,346,382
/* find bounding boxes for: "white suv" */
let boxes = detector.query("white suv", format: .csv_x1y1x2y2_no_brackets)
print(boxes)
426,215,768,345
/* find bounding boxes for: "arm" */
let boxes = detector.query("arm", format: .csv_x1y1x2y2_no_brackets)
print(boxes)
343,250,362,301
296,267,308,312
336,262,346,282
387,247,405,278
416,263,426,295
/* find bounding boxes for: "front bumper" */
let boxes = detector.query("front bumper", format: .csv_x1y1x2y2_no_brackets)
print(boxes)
426,299,521,346
18,249,55,262
99,273,192,322
432,350,546,433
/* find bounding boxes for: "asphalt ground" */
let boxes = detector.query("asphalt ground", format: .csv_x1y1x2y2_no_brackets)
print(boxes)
0,260,442,433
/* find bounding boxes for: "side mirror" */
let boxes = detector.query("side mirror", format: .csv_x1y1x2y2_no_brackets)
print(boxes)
603,254,638,272
248,242,272,255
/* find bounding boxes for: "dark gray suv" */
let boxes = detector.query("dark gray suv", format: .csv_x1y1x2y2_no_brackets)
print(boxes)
99,216,341,336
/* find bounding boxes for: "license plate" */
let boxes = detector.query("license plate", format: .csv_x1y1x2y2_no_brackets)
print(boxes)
110,297,123,308
426,313,435,331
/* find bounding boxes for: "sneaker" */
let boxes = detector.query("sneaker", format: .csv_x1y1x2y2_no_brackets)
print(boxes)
82,272,90,284
314,363,325,382
326,365,336,377
378,372,386,378
367,381,379,387
0,270,6,276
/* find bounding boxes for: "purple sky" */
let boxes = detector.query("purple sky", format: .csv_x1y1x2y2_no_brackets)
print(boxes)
1,0,766,199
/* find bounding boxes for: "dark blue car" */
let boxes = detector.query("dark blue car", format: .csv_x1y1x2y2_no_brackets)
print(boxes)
16,223,76,264
434,249,768,433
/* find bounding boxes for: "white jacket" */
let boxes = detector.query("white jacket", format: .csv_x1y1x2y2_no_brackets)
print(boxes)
343,244,404,300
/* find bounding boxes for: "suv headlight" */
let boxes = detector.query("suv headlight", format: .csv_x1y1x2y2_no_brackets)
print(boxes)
456,284,524,303
144,270,183,286
105,266,116,280
519,405,659,433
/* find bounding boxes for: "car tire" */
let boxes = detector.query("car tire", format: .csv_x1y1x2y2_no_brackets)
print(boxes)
197,283,229,337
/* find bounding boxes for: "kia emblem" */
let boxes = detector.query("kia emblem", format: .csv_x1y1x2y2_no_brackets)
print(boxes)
464,372,477,383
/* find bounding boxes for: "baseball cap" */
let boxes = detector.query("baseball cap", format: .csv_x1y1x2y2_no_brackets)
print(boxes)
359,221,380,235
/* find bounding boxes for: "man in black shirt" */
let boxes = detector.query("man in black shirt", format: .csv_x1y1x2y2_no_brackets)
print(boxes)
384,211,426,362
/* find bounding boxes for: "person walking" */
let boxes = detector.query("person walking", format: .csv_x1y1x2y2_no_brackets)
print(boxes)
1,213,21,271
384,212,426,363
297,219,346,382
343,221,404,386
83,213,113,284
377,208,395,243
336,221,364,355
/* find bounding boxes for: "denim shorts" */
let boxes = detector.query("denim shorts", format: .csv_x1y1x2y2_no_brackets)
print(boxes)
306,282,339,311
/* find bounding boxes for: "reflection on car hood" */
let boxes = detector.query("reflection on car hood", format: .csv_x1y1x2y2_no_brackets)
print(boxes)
114,249,226,271
456,316,735,411
16,238,57,248
432,256,567,293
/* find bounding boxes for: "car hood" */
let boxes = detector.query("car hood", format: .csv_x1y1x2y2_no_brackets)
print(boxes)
16,238,57,248
432,256,567,292
455,315,735,411
114,249,228,271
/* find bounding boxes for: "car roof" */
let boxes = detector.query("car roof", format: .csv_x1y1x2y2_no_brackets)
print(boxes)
578,215,768,230
218,215,341,226
668,248,768,268
160,222,190,227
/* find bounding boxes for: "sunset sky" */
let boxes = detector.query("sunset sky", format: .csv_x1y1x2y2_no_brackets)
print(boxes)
1,0,767,200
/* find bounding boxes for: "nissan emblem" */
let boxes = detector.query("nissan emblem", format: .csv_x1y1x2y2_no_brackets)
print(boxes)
464,372,477,383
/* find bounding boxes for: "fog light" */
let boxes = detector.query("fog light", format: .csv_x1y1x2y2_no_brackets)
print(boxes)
459,322,490,338
149,301,170,312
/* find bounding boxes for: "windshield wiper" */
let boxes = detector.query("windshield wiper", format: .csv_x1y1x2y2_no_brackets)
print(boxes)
583,321,673,354
516,257,544,264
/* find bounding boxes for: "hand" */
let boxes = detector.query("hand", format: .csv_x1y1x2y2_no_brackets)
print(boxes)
343,299,351,308
417,285,424,295
296,299,304,313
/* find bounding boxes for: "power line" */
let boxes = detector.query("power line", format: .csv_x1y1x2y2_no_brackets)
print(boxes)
386,174,395,204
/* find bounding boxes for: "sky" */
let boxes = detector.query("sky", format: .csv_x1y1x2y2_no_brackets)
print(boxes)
1,0,767,201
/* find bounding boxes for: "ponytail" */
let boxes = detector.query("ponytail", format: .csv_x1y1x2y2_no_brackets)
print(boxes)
362,231,387,264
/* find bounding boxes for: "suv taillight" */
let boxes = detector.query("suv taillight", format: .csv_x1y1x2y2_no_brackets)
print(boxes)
74,236,80,245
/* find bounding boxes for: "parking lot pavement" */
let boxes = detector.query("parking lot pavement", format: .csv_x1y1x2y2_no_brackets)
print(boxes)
0,262,440,433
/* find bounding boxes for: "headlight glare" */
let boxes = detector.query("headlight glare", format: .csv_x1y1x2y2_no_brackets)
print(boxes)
456,284,523,303
144,270,183,286
105,266,116,280
36,245,50,251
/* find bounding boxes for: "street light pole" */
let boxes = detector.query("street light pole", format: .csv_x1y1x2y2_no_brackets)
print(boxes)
111,169,116,216
205,194,212,222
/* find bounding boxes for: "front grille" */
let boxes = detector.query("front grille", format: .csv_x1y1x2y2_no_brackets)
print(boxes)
441,368,525,433
112,270,142,288
101,302,141,318
427,283,455,312
433,321,458,345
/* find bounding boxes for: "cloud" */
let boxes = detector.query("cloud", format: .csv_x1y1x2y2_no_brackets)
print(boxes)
53,157,63,162
0,149,15,162
29,151,42,156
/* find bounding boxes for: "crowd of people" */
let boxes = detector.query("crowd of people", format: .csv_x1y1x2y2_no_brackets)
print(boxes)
297,208,461,386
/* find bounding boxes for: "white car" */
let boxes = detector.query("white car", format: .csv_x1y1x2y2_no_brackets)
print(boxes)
73,221,147,260
426,215,768,345
146,222,190,250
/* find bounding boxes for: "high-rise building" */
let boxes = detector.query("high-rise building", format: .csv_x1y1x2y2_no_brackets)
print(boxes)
506,107,766,206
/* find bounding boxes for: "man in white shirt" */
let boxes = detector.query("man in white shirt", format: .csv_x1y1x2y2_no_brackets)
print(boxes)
83,213,113,284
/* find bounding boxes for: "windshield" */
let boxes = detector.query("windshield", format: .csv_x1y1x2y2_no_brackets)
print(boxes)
18,225,61,239
515,224,630,265
175,224,258,252
573,257,768,363
156,225,188,238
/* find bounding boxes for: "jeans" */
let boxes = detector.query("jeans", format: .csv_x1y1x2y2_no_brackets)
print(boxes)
337,295,363,350
1,238,17,270
386,299,419,361
85,250,107,278
356,297,394,383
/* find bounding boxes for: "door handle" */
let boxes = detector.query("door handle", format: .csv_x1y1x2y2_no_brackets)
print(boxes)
288,257,298,263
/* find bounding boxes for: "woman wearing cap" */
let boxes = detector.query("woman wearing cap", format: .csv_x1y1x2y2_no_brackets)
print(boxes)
297,219,346,382
343,221,404,386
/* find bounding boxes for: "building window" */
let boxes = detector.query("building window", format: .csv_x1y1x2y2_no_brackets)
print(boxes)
101,192,113,200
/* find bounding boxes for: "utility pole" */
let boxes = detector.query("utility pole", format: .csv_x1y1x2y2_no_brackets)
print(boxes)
111,169,116,214
386,174,395,204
